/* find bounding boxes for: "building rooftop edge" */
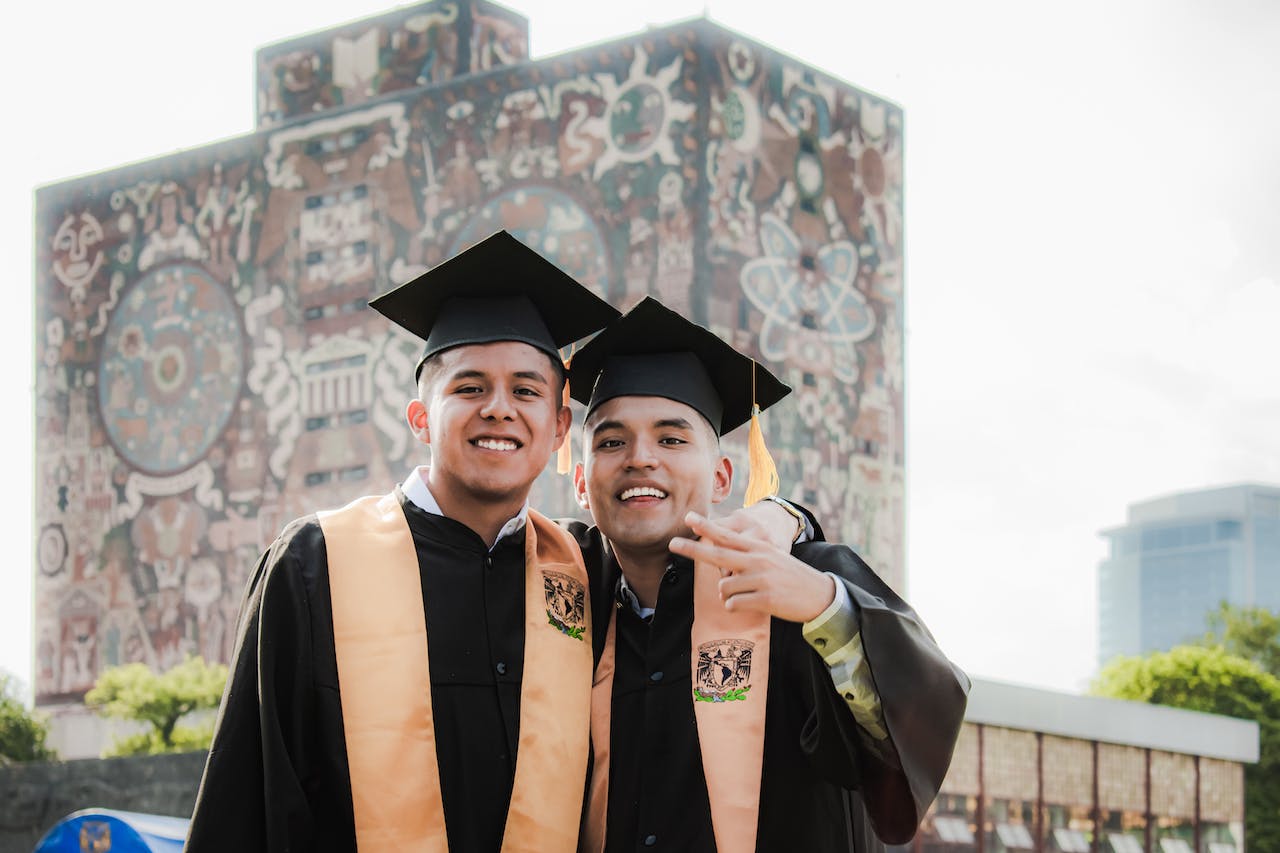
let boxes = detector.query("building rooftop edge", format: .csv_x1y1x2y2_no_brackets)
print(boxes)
964,677,1260,763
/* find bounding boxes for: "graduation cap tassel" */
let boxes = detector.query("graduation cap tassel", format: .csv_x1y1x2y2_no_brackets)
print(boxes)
556,345,576,475
743,361,780,506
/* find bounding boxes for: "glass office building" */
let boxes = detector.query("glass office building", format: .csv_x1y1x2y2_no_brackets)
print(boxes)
1098,484,1280,668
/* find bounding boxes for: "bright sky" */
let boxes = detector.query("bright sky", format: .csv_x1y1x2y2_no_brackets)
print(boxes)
4,0,1278,701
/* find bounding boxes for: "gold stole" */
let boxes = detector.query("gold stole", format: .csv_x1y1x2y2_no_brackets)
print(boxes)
319,494,593,852
583,558,772,853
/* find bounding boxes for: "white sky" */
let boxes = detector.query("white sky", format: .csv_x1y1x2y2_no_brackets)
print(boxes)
3,0,1279,701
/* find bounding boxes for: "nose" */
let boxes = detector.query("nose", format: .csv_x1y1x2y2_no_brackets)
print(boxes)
479,389,516,421
623,437,658,470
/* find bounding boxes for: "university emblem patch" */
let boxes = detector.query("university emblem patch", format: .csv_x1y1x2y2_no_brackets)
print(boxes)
694,639,755,702
543,570,586,641
79,821,111,853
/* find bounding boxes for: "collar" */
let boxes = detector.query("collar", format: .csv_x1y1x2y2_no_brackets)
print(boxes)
615,556,688,621
616,573,655,621
400,466,529,551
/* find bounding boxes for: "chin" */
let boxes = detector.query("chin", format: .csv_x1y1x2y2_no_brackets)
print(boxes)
464,473,535,503
608,521,681,553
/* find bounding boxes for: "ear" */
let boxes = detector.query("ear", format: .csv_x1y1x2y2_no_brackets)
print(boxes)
573,461,590,510
406,399,430,446
710,455,733,505
553,403,571,449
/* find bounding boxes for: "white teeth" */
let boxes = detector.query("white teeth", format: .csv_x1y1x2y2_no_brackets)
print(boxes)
619,486,667,501
475,439,518,451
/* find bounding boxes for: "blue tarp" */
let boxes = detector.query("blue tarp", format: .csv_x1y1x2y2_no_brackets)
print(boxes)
32,809,188,853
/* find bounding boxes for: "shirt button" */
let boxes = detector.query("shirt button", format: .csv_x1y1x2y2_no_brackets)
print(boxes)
496,662,508,676
650,671,664,683
644,835,657,847
814,637,828,648
485,556,494,570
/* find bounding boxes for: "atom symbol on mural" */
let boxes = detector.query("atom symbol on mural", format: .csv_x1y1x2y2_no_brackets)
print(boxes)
740,214,876,384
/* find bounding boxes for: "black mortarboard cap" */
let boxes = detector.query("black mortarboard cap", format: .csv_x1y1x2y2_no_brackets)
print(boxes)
568,297,791,436
368,230,619,377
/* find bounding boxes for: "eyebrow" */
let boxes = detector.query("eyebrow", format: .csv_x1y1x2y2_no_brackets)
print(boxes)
590,417,695,433
446,368,550,385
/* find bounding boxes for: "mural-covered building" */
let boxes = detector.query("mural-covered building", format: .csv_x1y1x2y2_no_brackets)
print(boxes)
33,0,904,753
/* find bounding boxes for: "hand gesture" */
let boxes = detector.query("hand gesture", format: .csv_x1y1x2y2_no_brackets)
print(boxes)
670,511,835,624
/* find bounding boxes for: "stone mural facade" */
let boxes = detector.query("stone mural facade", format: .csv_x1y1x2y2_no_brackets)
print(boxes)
32,1,904,721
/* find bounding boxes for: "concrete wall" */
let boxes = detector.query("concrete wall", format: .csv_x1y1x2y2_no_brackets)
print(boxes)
0,751,204,853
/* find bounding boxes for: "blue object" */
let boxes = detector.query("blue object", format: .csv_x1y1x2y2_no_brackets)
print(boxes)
32,809,188,853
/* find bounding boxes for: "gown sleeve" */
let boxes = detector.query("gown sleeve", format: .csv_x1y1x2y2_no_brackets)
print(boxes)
185,518,325,852
789,541,971,845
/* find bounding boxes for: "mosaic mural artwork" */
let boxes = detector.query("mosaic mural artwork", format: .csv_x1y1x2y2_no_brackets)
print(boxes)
33,10,904,711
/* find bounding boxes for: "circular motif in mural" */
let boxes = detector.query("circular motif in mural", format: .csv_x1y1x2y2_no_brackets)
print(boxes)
795,147,825,200
453,187,610,299
98,263,245,475
38,525,68,577
727,41,756,82
609,82,666,156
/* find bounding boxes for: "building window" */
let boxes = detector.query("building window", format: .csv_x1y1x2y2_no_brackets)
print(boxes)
1214,520,1242,541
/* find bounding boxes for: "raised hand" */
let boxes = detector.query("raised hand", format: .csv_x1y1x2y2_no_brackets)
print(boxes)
670,511,835,624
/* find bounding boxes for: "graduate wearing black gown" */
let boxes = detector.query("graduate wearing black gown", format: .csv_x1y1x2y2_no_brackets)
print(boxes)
188,494,537,850
565,298,970,852
186,232,619,852
567,525,969,852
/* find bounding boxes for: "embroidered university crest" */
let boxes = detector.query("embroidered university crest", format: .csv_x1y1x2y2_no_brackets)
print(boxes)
79,821,112,852
543,570,586,640
694,639,754,702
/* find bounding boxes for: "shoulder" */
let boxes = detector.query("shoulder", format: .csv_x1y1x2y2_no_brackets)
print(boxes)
252,514,329,599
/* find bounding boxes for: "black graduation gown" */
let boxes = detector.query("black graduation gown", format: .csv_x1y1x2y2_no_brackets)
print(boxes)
564,522,970,853
186,491,533,852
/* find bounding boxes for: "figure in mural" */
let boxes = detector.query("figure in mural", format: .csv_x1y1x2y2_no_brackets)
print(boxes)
138,182,202,271
565,298,967,852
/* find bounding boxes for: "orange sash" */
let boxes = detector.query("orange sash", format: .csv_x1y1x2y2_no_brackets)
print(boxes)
582,557,771,853
320,494,593,852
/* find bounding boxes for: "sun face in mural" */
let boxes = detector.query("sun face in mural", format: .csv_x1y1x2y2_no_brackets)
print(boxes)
51,211,105,301
587,47,696,179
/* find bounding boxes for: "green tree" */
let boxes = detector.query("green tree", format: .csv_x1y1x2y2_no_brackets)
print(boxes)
85,655,228,757
1093,645,1280,853
1200,602,1280,677
0,672,56,763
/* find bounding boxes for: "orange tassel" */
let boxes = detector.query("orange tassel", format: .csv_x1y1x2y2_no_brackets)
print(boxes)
743,404,780,506
556,346,575,475
743,359,778,506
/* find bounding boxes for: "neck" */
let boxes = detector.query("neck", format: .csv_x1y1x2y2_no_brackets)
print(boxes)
611,545,672,610
426,473,526,548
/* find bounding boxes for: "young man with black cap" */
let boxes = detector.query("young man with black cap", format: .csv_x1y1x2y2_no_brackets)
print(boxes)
566,297,970,852
187,232,620,852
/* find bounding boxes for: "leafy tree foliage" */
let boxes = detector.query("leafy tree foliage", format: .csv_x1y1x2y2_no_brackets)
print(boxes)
0,672,56,763
1200,602,1280,678
1093,646,1280,853
85,655,228,756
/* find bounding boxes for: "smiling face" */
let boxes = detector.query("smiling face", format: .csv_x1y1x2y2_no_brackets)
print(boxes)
576,395,732,559
409,340,569,517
